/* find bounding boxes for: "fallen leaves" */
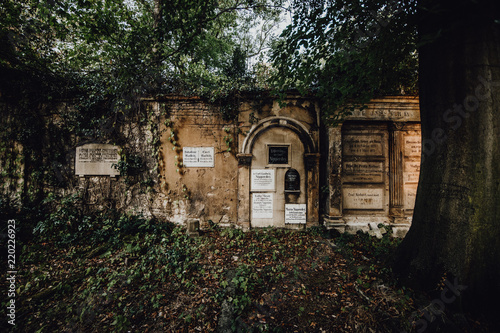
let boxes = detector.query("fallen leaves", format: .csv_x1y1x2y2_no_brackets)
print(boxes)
5,226,490,332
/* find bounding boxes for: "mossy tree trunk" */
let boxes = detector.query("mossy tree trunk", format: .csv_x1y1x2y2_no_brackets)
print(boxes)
395,0,500,318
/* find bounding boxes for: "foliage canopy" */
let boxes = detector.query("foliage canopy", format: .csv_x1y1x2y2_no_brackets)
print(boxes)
270,0,419,122
0,0,285,109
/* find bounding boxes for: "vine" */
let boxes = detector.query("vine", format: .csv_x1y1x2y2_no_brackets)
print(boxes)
223,127,234,152
164,116,191,201
114,151,144,185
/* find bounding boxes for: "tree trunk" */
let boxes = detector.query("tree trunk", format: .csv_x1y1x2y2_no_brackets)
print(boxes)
395,0,500,318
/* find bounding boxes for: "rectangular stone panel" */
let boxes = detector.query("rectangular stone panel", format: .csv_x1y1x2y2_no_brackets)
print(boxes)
183,147,215,167
252,193,273,219
343,188,384,210
347,109,420,121
268,146,289,164
285,204,307,224
404,161,421,183
404,136,421,157
343,161,384,183
75,144,120,177
343,134,383,156
405,186,418,209
251,169,275,191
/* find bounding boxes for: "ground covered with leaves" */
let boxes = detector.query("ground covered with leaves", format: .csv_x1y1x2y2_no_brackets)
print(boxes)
1,213,494,332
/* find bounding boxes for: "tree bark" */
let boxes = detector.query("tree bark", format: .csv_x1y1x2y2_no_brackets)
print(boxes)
395,0,500,318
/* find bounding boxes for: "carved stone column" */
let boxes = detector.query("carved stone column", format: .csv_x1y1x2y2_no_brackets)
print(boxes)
305,153,321,226
323,125,344,231
236,153,252,230
389,122,405,221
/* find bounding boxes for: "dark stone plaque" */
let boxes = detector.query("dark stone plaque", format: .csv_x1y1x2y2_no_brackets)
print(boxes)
268,146,288,164
285,169,300,192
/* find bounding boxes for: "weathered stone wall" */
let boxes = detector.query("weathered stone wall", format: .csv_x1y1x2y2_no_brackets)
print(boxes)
156,96,238,227
1,94,421,235
323,96,421,237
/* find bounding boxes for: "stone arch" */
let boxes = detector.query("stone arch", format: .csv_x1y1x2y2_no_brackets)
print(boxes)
236,116,320,230
241,116,316,155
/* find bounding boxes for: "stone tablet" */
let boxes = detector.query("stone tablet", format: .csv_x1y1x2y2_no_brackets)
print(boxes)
268,146,289,164
343,161,384,183
404,136,421,157
343,135,383,156
347,109,420,121
183,147,215,167
285,204,306,224
75,144,120,177
251,169,275,191
343,188,384,210
284,169,300,192
252,193,273,219
405,186,418,209
404,161,420,183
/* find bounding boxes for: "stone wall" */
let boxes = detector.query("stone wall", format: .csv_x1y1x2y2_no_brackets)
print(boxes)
156,96,238,226
1,94,421,235
323,96,421,237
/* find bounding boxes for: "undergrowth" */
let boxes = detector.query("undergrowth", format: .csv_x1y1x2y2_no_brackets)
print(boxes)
1,200,488,332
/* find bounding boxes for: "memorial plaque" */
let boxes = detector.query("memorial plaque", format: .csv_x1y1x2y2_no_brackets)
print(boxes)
405,186,417,209
404,136,421,157
251,169,275,191
343,135,383,156
183,147,215,167
252,193,273,219
404,161,420,183
268,146,289,164
343,188,384,210
75,143,120,177
343,161,384,183
285,169,300,192
285,204,307,224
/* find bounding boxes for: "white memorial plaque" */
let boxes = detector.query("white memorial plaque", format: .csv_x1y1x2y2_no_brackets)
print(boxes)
343,188,384,210
285,204,307,224
75,144,120,177
183,147,214,167
252,193,273,219
251,169,275,191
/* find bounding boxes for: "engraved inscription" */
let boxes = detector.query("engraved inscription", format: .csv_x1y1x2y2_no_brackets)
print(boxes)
347,109,419,121
404,161,420,183
343,161,384,183
268,146,289,164
404,136,421,157
251,169,275,191
343,188,384,210
75,144,120,176
343,135,383,156
183,147,215,167
78,148,119,162
285,169,300,191
285,204,307,224
252,193,273,219
405,186,417,209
